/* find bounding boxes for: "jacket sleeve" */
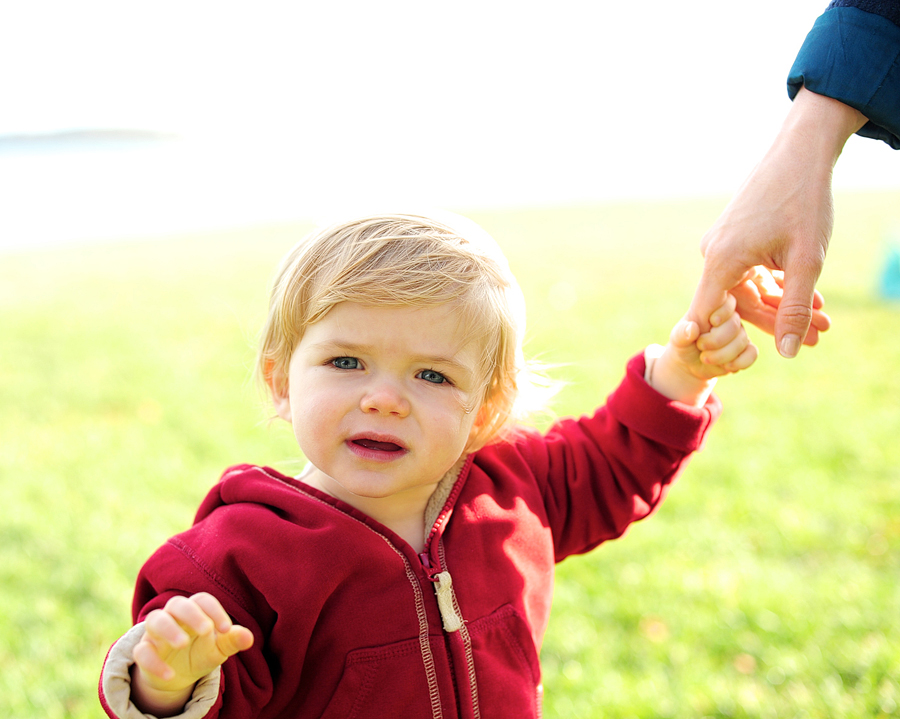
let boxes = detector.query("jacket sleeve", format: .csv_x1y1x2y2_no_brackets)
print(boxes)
787,1,900,149
99,623,222,719
521,351,721,562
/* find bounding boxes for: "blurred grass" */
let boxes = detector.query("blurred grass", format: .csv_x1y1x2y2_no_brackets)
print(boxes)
1,194,898,718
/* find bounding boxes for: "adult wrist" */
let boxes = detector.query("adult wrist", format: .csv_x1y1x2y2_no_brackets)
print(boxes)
783,86,868,166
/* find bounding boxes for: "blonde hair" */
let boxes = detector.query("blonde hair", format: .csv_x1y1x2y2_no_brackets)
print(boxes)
258,211,545,451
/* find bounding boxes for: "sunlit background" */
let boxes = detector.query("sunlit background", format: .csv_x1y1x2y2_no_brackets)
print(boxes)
1,0,896,251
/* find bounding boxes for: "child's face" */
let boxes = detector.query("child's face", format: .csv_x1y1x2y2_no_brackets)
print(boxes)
273,302,486,505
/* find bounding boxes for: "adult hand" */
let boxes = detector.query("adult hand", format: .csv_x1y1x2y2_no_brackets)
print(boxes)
689,87,866,357
727,267,831,345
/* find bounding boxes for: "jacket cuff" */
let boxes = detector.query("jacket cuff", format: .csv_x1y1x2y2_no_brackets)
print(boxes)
606,351,721,453
99,623,221,719
788,6,900,149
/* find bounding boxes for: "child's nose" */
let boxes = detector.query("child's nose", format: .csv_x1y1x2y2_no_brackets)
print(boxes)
360,378,411,417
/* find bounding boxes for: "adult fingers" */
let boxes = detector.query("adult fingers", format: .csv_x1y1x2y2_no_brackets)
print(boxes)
769,271,826,309
760,272,829,323
813,288,825,310
751,284,830,340
774,257,822,358
753,291,830,341
811,308,831,332
730,279,776,336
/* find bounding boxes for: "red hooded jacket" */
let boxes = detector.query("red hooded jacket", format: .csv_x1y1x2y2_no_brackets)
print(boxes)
100,353,720,718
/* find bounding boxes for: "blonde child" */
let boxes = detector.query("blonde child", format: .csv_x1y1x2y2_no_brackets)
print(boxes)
100,212,757,718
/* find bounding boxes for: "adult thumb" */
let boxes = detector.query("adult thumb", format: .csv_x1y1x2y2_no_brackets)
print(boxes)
774,269,818,358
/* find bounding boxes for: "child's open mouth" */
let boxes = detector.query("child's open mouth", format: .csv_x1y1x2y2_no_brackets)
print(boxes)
346,435,408,460
352,438,404,452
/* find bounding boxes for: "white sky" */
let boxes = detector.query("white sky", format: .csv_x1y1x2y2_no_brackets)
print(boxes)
0,0,896,231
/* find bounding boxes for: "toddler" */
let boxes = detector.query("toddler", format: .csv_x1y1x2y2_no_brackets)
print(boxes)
100,212,757,718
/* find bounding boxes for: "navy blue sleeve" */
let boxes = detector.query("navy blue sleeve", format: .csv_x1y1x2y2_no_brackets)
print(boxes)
826,0,900,26
787,3,900,149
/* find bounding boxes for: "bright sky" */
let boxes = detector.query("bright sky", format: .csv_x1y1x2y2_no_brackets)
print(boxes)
1,0,896,222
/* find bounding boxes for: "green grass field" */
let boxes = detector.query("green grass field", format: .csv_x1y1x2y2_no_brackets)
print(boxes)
1,194,898,718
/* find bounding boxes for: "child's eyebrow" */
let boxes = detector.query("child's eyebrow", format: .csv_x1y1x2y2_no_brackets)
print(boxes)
307,340,372,356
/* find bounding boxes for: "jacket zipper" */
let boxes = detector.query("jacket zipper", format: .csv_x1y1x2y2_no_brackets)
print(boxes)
272,473,447,719
437,540,481,719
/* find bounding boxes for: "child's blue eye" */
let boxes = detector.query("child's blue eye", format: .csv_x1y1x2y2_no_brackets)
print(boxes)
418,369,447,384
332,357,360,370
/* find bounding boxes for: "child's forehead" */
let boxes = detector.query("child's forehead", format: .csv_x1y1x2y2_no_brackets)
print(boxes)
302,302,488,361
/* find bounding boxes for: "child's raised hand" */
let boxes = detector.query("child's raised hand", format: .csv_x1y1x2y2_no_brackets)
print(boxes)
131,592,254,715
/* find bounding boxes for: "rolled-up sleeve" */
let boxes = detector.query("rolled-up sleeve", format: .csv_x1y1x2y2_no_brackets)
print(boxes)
788,4,900,149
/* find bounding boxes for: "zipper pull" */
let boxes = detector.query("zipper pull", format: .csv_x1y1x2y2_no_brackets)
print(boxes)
434,571,463,632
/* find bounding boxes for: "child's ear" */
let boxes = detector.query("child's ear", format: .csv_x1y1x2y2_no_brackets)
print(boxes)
265,360,292,422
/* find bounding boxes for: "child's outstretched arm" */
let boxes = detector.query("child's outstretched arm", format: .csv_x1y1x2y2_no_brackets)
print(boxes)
130,592,254,716
648,292,758,407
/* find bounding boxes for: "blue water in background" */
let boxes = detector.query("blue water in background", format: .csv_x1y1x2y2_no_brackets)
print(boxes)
0,132,319,253
0,129,557,254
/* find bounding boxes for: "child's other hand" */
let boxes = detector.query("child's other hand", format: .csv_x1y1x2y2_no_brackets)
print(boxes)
131,592,254,714
671,293,758,381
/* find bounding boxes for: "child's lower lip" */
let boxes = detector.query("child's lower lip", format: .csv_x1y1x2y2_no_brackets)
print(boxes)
346,439,408,461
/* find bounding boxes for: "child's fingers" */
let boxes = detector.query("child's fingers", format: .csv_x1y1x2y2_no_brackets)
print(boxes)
191,592,234,634
697,311,742,352
700,326,751,367
161,595,217,640
708,292,737,328
132,634,177,681
143,604,194,650
217,625,255,658
131,594,250,697
719,341,759,372
141,595,219,666
185,593,253,658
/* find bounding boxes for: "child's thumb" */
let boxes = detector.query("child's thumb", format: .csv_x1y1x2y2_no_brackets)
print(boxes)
218,625,254,658
671,318,699,347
